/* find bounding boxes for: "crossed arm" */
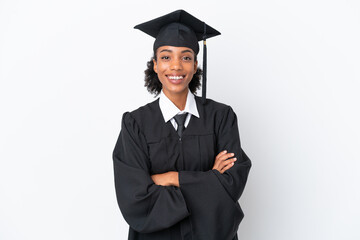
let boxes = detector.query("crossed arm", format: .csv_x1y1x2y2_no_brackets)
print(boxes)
150,150,237,187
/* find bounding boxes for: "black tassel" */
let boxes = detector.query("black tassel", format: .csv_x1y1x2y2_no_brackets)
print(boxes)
202,22,207,104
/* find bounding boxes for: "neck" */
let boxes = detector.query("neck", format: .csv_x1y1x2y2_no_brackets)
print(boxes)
163,89,188,111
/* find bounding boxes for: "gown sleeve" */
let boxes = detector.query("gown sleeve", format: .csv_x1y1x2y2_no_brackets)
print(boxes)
178,106,251,239
113,112,190,233
211,105,252,202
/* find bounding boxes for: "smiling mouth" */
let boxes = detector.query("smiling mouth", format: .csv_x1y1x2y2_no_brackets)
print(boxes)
166,75,185,80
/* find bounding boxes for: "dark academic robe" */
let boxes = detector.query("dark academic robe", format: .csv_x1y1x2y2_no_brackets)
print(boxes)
113,96,251,240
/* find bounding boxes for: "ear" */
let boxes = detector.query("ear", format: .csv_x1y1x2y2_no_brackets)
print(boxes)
194,60,198,72
153,59,158,73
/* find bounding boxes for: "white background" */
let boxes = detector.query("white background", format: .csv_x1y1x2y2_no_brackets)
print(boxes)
1,0,359,239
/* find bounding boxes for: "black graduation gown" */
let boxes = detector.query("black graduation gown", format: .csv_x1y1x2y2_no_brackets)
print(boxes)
113,96,251,240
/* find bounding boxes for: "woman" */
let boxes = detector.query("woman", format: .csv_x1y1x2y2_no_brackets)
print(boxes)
113,10,251,240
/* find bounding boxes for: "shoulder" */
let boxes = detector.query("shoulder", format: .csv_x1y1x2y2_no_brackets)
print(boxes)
194,96,238,134
122,98,160,129
129,98,159,119
195,96,235,116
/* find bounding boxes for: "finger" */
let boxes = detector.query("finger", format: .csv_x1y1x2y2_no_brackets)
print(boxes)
219,157,237,169
215,150,227,160
214,153,234,169
212,157,233,172
218,152,235,162
220,161,235,174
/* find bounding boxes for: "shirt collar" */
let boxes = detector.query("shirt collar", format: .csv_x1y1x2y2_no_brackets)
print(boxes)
159,89,200,123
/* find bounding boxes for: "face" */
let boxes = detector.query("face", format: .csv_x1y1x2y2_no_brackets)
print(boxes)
153,46,198,97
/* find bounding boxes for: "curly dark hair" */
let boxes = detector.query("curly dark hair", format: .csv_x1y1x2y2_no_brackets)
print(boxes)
144,53,202,96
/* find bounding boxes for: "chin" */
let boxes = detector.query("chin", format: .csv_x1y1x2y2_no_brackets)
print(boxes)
165,85,189,95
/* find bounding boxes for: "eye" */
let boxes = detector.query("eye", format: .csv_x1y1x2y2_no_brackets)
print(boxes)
161,56,170,60
183,56,192,61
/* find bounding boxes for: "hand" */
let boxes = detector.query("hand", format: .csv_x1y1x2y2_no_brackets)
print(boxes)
212,150,237,174
151,171,179,187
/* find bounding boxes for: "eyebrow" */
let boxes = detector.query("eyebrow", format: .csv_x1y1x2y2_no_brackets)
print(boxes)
159,49,172,53
159,49,194,54
181,49,193,54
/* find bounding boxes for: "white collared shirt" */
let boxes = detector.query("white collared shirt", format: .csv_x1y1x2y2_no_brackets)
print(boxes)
158,89,200,130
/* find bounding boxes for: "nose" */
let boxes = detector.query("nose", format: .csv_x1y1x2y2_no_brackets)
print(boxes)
170,58,182,70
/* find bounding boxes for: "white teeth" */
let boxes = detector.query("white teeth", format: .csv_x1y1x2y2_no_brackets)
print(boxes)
168,76,183,80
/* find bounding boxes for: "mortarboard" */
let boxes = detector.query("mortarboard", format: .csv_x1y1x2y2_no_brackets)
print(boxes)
134,9,221,104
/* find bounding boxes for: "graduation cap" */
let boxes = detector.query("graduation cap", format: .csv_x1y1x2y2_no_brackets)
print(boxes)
134,9,221,104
